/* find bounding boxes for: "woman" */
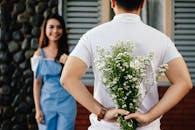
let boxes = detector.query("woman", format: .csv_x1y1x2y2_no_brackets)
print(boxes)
31,14,76,130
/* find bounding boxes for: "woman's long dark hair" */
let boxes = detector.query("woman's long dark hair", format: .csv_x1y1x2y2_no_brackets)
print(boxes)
38,14,69,61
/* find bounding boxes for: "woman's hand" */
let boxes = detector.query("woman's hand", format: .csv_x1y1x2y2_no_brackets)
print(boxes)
59,54,68,64
35,109,45,124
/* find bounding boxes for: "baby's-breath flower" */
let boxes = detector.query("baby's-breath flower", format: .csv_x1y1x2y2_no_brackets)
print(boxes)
94,41,168,130
122,104,127,109
156,64,168,81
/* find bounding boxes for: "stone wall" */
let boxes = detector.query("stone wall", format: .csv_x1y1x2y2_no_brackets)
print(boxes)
0,0,58,129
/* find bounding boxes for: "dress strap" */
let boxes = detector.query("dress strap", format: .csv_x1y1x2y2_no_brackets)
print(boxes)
40,48,46,58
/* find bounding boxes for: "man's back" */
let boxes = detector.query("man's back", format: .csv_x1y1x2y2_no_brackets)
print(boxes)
70,13,181,130
85,13,179,68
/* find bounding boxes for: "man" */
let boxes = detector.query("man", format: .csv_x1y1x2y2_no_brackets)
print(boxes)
60,0,192,129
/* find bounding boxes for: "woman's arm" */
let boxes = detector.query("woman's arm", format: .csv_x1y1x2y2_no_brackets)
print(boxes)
33,76,44,124
32,49,45,124
33,77,42,112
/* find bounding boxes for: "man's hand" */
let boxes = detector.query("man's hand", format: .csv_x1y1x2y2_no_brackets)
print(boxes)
104,109,151,126
104,108,129,122
124,111,151,126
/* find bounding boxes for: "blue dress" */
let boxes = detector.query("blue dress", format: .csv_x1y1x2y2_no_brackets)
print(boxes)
31,48,76,130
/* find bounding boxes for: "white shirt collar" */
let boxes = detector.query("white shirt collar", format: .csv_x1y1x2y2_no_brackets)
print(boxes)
113,13,141,23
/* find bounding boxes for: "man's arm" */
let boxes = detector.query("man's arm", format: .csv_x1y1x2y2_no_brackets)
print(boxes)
125,57,192,124
60,56,129,120
60,56,102,114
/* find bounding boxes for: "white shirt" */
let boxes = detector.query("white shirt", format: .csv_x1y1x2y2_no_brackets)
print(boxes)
70,14,181,130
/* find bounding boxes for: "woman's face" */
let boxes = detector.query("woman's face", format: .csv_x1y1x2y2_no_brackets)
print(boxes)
45,18,63,42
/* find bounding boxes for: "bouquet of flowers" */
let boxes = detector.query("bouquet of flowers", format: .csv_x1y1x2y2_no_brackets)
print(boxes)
95,41,168,130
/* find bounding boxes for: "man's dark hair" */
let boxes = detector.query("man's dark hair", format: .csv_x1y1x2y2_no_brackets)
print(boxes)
116,0,144,11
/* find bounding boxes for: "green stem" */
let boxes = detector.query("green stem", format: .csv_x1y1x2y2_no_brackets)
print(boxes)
118,115,138,130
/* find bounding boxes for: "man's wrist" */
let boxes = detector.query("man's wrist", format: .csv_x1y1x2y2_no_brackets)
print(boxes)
97,107,107,121
145,110,160,124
